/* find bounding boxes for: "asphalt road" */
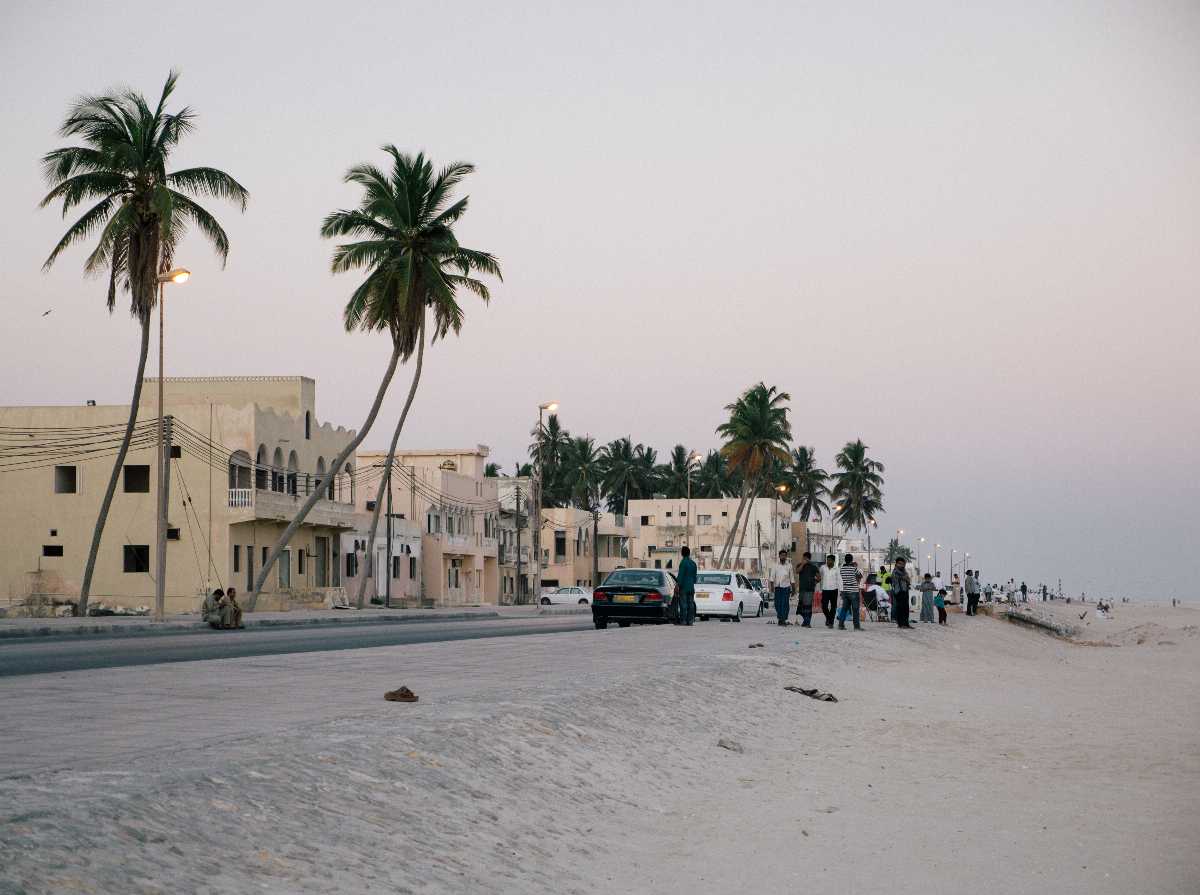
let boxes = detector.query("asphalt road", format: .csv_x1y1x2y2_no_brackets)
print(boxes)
0,615,595,677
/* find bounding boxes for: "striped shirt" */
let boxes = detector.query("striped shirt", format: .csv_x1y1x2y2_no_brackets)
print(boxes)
839,563,861,592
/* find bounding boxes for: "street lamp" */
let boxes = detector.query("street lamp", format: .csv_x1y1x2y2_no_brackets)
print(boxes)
685,450,701,549
774,484,789,558
532,400,558,602
917,536,925,574
153,267,190,622
867,517,878,573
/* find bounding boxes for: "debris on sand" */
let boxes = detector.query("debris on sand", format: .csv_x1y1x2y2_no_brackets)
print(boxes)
717,738,745,753
384,686,418,703
785,685,838,702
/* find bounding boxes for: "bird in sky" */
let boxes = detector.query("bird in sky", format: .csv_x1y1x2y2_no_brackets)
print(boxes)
41,309,52,317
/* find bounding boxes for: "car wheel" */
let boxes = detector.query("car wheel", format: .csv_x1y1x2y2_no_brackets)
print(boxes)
578,598,588,605
618,620,631,628
732,603,743,622
594,619,607,629
540,597,551,605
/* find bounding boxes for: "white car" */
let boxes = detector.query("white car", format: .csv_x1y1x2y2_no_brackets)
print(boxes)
693,570,761,622
539,586,593,606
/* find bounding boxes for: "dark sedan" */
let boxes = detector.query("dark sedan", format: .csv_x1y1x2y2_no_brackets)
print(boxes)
591,568,678,629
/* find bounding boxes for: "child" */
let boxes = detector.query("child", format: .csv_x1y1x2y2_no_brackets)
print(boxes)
935,588,948,625
919,573,936,623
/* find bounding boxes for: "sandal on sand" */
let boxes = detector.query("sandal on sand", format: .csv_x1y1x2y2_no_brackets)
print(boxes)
384,686,419,703
785,685,838,703
748,643,766,649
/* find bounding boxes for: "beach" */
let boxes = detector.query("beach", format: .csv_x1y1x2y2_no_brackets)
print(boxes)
2,602,1197,894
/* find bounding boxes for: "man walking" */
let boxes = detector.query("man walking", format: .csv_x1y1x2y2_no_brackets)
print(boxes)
891,557,912,628
836,553,862,631
676,545,697,626
795,551,820,628
820,553,840,628
769,549,794,626
1020,581,1028,603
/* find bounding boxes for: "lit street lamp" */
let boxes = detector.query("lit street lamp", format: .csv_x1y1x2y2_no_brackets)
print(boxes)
774,483,789,557
153,267,190,622
531,400,558,602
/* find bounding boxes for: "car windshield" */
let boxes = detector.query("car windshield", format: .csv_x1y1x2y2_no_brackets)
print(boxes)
603,570,662,587
749,578,763,586
696,573,731,585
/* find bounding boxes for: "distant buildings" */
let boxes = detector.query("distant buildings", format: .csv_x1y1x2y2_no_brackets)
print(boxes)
627,497,796,574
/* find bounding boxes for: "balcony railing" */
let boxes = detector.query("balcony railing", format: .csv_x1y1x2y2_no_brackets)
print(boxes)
229,488,253,508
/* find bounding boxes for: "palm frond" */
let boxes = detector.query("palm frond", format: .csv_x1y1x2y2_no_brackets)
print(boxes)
167,167,248,210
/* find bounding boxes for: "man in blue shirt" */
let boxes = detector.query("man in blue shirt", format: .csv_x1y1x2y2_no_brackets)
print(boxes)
676,545,698,626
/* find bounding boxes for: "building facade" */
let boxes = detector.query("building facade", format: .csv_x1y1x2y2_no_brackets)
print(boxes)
355,447,499,606
339,518,423,606
0,376,362,614
628,497,792,574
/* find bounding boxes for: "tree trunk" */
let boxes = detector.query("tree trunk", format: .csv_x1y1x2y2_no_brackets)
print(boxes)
732,481,756,571
78,313,152,615
355,319,425,609
718,479,751,566
592,508,599,587
249,342,402,609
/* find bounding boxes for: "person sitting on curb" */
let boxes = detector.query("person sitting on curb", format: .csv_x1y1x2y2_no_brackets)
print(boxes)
222,586,245,629
202,589,227,629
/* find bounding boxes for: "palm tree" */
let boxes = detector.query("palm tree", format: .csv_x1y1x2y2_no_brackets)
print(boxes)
634,444,661,497
715,383,792,567
658,445,693,499
782,446,830,522
484,463,500,477
693,449,734,498
252,148,499,608
39,71,247,614
600,437,639,514
831,439,885,533
529,414,571,508
885,538,914,563
561,435,605,586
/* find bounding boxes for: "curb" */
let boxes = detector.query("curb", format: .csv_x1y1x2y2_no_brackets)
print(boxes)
1004,610,1078,639
0,610,502,641
536,605,593,617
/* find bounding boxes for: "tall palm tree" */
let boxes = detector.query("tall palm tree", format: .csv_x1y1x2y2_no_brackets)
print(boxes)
715,383,792,567
693,449,734,498
634,444,661,497
529,414,571,508
252,148,499,608
484,463,500,477
782,446,830,522
40,71,247,614
885,538,913,563
600,437,639,514
831,439,885,532
561,435,605,586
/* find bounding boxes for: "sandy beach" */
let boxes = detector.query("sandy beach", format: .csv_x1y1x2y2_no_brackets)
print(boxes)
2,602,1197,894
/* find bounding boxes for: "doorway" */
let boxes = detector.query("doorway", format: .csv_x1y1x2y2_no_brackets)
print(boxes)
315,536,328,587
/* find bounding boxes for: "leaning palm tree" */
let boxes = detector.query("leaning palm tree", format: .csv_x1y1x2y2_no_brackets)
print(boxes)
831,439,885,532
715,383,792,567
782,446,830,522
252,148,500,608
337,151,499,609
40,71,248,615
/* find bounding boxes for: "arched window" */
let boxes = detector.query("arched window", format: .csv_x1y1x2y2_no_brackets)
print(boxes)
287,450,299,495
315,457,327,499
255,445,269,491
272,447,285,492
228,450,252,492
304,411,312,440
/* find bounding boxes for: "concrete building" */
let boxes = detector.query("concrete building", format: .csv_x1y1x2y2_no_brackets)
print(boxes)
496,476,533,603
0,376,362,614
340,518,423,606
354,447,499,606
535,507,641,590
628,497,792,573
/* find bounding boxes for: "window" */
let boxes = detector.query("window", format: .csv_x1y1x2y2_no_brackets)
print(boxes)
262,546,268,567
697,514,712,526
366,500,377,512
409,556,417,579
680,512,686,519
280,550,291,588
49,529,57,537
305,411,312,439
392,556,401,579
654,560,662,569
167,528,180,541
233,545,241,573
665,512,672,518
123,465,150,493
298,550,305,575
346,552,358,578
169,445,182,459
721,511,728,518
700,544,713,553
54,465,77,494
42,545,64,557
123,545,150,573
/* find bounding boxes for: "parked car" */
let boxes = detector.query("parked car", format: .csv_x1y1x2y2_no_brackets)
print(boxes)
591,568,678,629
540,586,593,606
694,570,761,621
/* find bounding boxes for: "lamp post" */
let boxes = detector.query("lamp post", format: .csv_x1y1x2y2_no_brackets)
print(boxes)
685,450,701,549
935,543,942,576
153,267,190,622
774,484,789,558
533,400,558,603
917,536,925,575
867,517,877,572
951,548,957,577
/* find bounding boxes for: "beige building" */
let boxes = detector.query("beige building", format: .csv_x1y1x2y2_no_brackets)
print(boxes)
628,497,793,574
535,506,641,590
340,518,423,606
355,447,499,606
0,376,363,614
496,476,534,603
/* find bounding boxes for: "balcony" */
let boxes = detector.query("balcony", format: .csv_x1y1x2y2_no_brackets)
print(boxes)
227,487,359,529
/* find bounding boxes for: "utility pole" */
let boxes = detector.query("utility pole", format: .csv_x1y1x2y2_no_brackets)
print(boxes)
385,459,393,608
155,415,174,622
514,482,523,604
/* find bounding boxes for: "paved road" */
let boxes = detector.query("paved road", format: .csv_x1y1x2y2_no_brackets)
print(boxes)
0,615,594,677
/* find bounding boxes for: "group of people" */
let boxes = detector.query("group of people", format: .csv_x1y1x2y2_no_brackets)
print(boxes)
759,551,989,631
202,586,244,630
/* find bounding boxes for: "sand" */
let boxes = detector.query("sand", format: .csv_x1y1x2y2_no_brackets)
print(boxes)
1,603,1197,894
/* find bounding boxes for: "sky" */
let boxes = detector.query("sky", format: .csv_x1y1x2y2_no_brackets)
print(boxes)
2,0,1198,598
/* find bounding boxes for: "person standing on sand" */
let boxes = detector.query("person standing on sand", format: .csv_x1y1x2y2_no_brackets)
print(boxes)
676,546,697,626
836,553,862,631
795,551,820,628
891,557,912,628
820,554,840,628
919,572,936,623
964,570,980,616
769,549,794,626
1021,581,1028,603
935,589,948,625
